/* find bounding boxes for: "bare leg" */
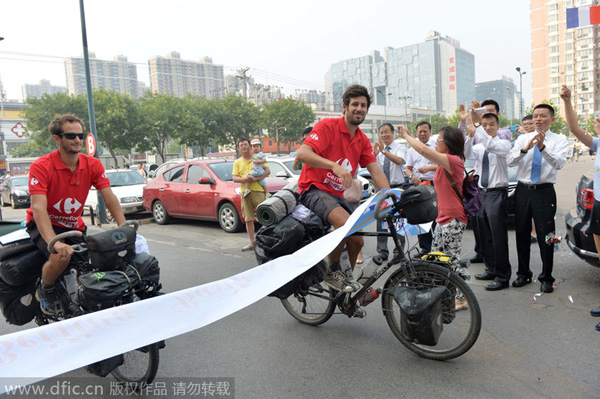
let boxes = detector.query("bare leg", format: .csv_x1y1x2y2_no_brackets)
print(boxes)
41,254,70,286
326,207,363,270
245,221,255,245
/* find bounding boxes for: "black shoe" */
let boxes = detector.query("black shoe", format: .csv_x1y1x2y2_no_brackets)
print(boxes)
485,281,509,291
474,272,495,281
590,306,600,317
35,283,59,316
541,282,554,293
512,276,532,288
469,256,484,264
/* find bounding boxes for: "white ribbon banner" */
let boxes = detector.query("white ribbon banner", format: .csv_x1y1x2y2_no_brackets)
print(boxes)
0,196,376,393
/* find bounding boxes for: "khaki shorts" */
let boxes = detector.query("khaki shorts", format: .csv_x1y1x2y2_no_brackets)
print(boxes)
241,190,266,221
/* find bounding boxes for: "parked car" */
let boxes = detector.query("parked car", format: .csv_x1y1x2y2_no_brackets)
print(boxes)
565,172,598,266
0,175,30,208
147,159,186,180
85,170,148,222
142,159,288,233
268,156,371,200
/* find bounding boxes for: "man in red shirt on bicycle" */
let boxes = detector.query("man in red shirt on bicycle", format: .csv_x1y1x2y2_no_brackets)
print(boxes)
296,85,389,293
27,114,126,316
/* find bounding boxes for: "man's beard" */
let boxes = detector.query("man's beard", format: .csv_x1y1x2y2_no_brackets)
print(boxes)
349,114,365,126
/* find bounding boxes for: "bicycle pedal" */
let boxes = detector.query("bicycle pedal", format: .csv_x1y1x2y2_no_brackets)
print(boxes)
352,307,367,318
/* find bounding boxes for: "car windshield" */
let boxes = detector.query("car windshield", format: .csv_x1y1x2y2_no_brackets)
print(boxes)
11,176,28,186
283,160,301,176
108,171,147,186
208,163,233,181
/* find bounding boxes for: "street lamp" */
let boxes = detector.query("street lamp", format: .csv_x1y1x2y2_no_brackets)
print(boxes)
429,85,437,124
400,95,412,123
376,89,391,122
516,67,526,119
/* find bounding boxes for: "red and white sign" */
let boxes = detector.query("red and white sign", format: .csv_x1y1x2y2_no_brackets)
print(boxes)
86,133,96,157
11,122,27,138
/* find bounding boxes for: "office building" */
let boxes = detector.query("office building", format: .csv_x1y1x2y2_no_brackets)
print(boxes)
148,52,224,98
22,80,67,101
65,53,143,99
531,0,600,117
297,90,328,111
324,31,476,118
476,77,519,120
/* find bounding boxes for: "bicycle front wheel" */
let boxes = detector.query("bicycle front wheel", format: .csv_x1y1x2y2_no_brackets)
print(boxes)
281,280,336,326
382,262,481,361
111,343,160,387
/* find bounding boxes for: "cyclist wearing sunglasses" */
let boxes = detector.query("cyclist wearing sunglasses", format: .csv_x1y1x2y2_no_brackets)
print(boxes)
25,113,126,316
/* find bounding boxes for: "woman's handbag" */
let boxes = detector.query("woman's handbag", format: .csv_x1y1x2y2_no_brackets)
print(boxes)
444,168,482,217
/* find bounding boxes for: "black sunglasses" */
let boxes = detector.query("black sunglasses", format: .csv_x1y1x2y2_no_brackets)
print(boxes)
58,133,84,140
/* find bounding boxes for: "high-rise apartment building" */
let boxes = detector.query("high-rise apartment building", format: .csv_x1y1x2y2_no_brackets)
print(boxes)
65,53,144,99
531,0,600,117
476,77,519,120
22,79,67,101
148,52,224,98
324,31,475,117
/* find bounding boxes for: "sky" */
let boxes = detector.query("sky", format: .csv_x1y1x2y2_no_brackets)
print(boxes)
0,0,533,106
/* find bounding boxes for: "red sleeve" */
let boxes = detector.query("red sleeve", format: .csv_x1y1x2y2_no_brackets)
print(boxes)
302,120,332,157
28,160,49,195
90,158,110,190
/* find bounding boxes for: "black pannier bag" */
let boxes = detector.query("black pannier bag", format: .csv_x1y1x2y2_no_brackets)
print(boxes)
0,277,39,326
0,247,46,287
79,270,134,311
86,226,136,271
255,213,328,299
393,286,446,346
397,185,438,225
0,238,37,261
129,253,160,288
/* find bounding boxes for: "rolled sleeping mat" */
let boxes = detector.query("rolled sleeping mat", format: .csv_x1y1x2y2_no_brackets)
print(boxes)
255,181,298,226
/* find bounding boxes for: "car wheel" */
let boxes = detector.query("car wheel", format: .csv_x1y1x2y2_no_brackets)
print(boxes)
10,196,17,209
152,200,171,225
0,196,7,207
367,179,378,196
218,202,242,233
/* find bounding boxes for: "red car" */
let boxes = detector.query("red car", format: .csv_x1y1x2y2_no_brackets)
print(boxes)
142,159,288,233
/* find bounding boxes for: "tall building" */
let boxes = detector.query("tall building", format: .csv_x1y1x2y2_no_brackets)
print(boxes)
65,53,143,98
531,0,600,117
296,90,328,111
22,80,67,100
476,77,519,120
324,31,476,117
148,52,224,98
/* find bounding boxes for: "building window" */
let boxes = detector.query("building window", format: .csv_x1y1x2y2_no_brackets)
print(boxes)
549,25,559,32
566,43,573,50
549,35,559,42
551,56,560,63
551,87,558,94
551,77,559,84
549,3,558,11
550,45,559,53
549,14,558,22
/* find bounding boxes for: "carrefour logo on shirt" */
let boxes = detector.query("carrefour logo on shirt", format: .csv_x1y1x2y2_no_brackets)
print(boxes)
53,198,82,214
336,158,353,173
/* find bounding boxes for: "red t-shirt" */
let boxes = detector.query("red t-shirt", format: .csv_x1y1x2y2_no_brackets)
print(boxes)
26,150,111,230
298,117,376,197
433,154,468,225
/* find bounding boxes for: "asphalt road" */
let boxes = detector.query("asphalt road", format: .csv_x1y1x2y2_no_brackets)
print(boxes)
1,155,599,398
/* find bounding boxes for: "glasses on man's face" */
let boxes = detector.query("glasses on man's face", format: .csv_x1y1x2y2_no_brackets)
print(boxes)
58,133,84,140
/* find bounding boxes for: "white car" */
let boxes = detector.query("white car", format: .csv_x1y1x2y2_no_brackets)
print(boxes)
267,156,371,201
85,170,148,222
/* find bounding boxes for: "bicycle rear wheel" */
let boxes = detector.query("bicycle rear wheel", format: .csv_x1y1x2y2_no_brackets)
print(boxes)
382,262,481,361
281,280,336,326
111,343,160,387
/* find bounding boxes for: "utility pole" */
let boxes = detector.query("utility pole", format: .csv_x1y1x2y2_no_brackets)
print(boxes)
400,96,412,124
235,67,250,100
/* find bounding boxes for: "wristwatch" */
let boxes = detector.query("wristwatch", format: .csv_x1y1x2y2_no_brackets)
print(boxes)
473,122,481,128
381,148,386,154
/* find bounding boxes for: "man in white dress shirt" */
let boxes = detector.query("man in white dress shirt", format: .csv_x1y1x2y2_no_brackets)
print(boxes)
465,112,512,291
508,104,569,293
373,123,407,262
404,121,437,254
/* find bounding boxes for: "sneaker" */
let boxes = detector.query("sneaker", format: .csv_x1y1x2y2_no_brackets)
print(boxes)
36,283,59,316
241,243,254,252
324,269,360,293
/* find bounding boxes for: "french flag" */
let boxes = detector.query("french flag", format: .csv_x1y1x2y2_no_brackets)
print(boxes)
566,6,600,29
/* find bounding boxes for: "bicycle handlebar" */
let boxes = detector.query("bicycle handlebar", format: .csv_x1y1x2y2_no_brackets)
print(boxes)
373,190,399,220
119,220,139,232
48,231,84,254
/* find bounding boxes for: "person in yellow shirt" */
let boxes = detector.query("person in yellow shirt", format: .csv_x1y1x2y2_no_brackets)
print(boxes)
233,138,271,251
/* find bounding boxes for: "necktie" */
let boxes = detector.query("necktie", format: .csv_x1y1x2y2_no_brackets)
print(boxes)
481,150,489,188
530,145,542,183
383,146,391,182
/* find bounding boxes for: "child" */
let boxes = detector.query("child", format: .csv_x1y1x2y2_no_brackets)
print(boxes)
248,139,267,196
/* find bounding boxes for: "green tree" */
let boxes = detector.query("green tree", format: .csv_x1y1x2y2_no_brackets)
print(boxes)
524,100,566,134
176,96,221,157
408,114,449,135
262,98,315,152
585,114,599,136
217,95,261,155
137,92,187,163
21,92,88,156
92,88,144,165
